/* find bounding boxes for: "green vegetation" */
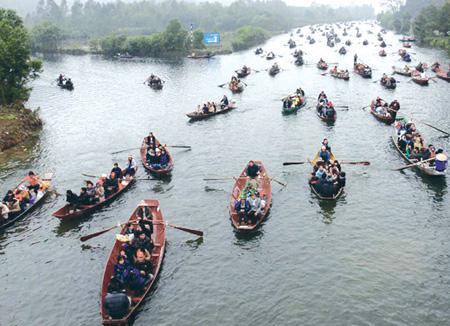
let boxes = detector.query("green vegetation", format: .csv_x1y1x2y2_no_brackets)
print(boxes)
377,0,450,55
30,21,62,52
0,9,42,105
24,0,374,57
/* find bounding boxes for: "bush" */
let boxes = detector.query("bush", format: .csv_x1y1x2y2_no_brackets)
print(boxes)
231,26,269,51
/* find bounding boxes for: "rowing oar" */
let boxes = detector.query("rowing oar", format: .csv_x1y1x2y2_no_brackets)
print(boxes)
283,161,308,165
218,83,227,88
393,157,434,171
360,105,370,111
80,220,203,242
111,145,191,154
82,173,157,181
203,177,246,181
422,122,450,136
340,161,370,165
111,147,140,154
335,105,349,108
270,178,287,187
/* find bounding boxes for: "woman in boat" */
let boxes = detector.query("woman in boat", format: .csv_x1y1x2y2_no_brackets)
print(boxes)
86,181,96,201
322,138,331,151
296,87,305,96
95,182,105,202
124,155,137,177
247,192,262,224
245,161,260,178
133,249,153,281
104,172,119,197
0,202,9,223
235,196,251,224
110,163,123,180
220,95,229,109
159,149,169,168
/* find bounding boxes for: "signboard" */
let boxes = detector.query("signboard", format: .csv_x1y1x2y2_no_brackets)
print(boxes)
203,32,221,46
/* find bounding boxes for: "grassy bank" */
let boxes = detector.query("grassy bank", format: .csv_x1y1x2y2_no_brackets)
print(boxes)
0,104,42,152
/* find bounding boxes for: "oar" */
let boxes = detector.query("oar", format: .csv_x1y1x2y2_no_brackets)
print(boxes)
340,161,370,165
166,145,191,149
335,105,349,108
111,147,140,154
283,161,309,165
167,223,203,237
203,177,246,181
393,157,435,171
422,122,450,136
360,105,370,110
270,177,287,187
218,83,227,88
82,173,97,178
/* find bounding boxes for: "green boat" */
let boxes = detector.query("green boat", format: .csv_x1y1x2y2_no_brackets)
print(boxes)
282,95,307,115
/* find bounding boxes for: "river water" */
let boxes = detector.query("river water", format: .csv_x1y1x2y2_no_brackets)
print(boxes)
1,21,450,326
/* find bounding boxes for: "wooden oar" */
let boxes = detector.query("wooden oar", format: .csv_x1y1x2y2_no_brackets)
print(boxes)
360,105,370,111
422,122,450,136
270,178,287,187
82,173,97,178
340,161,370,165
111,147,140,154
80,220,203,242
166,145,191,149
203,177,246,181
393,157,434,171
218,83,227,88
283,161,309,165
335,105,349,108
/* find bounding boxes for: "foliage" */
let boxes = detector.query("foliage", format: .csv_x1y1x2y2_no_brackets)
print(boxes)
0,9,42,105
231,26,269,51
30,20,62,52
192,28,205,49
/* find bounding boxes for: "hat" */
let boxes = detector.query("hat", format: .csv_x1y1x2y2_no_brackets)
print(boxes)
155,148,161,153
101,174,107,178
321,146,326,150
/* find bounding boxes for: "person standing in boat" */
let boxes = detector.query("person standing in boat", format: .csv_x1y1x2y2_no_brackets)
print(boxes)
354,53,357,65
124,155,137,177
145,132,156,150
220,95,229,109
21,171,40,195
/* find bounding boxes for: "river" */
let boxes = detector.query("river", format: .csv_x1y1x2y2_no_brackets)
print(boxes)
1,21,450,326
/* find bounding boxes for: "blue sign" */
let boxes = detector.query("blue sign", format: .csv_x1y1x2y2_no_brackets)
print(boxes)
203,32,220,46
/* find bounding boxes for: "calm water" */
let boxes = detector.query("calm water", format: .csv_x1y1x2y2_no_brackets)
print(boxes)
1,21,450,326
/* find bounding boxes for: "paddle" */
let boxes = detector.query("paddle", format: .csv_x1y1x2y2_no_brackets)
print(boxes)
111,145,190,154
218,83,227,88
111,147,140,154
283,161,309,165
270,178,287,187
80,220,203,242
393,158,435,171
335,105,349,108
203,177,246,181
422,122,450,136
283,160,370,166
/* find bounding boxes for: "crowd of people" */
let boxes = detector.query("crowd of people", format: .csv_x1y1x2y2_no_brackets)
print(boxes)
1,171,46,224
229,76,243,92
309,140,346,198
104,201,155,319
234,161,267,226
144,132,170,170
196,95,229,115
394,120,444,166
65,156,137,209
317,91,335,119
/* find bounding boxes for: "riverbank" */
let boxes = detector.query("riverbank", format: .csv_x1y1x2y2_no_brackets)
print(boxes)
0,104,42,152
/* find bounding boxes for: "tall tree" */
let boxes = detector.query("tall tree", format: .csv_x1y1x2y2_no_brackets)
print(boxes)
0,9,42,105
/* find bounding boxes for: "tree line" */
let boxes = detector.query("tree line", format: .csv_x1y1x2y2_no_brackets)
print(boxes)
377,0,450,55
26,0,374,55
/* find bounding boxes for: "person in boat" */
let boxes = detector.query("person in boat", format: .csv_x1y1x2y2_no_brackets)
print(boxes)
296,87,305,96
86,180,96,202
104,277,130,320
354,53,357,64
135,232,154,253
235,196,251,224
124,155,137,177
135,202,153,237
58,74,65,85
319,146,331,163
15,186,30,211
146,149,157,166
114,255,131,288
220,95,229,109
322,138,331,152
202,103,209,114
331,65,338,73
21,171,40,195
247,191,262,224
77,187,92,206
134,248,153,282
246,160,260,178
416,62,424,73
318,91,327,102
0,201,9,223
111,163,123,180
65,78,73,88
159,148,169,168
145,132,156,150
422,145,436,162
104,172,119,197
242,65,249,74
95,181,105,202
389,100,400,112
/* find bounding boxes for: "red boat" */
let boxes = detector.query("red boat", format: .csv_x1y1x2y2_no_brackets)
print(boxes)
140,137,174,175
101,199,166,324
431,63,450,82
52,172,136,220
411,70,429,86
370,99,398,124
229,161,272,231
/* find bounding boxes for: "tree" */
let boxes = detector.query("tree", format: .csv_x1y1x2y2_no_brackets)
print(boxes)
192,29,205,49
160,20,189,52
0,9,42,105
30,21,63,52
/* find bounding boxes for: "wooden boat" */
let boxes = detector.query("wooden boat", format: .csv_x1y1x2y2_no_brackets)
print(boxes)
100,199,166,324
316,102,336,123
266,53,275,60
380,77,397,89
431,65,450,82
338,46,346,55
235,68,250,78
0,173,53,231
254,48,263,55
228,82,244,93
186,101,237,121
354,63,372,78
317,61,328,70
392,65,411,76
403,42,412,48
411,71,429,86
309,152,344,200
269,65,280,76
399,36,416,42
140,137,174,175
228,161,272,231
330,70,350,81
187,52,214,59
392,120,447,176
294,56,304,66
370,99,398,124
52,172,136,220
345,40,351,46
379,49,387,57
309,38,315,44
363,40,369,45
282,94,307,115
148,82,163,90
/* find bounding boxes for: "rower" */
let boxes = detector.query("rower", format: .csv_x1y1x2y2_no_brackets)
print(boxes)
319,146,331,163
124,155,137,177
21,171,40,195
111,163,123,180
245,160,260,178
145,132,156,150
0,202,9,223
220,95,229,109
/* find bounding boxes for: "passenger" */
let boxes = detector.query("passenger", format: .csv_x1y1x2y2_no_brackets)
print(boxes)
246,160,260,178
111,163,123,180
315,164,326,178
202,104,208,114
422,145,436,161
134,249,153,280
135,232,154,253
15,186,30,211
145,132,156,150
296,87,305,96
95,182,105,202
235,197,251,224
322,138,331,151
135,203,153,237
104,277,130,320
58,74,64,84
86,180,96,199
247,192,262,224
319,146,331,163
104,172,119,197
66,190,79,208
124,155,137,177
220,95,229,108
21,171,40,194
78,187,92,205
0,202,9,223
159,149,169,168
113,255,130,287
